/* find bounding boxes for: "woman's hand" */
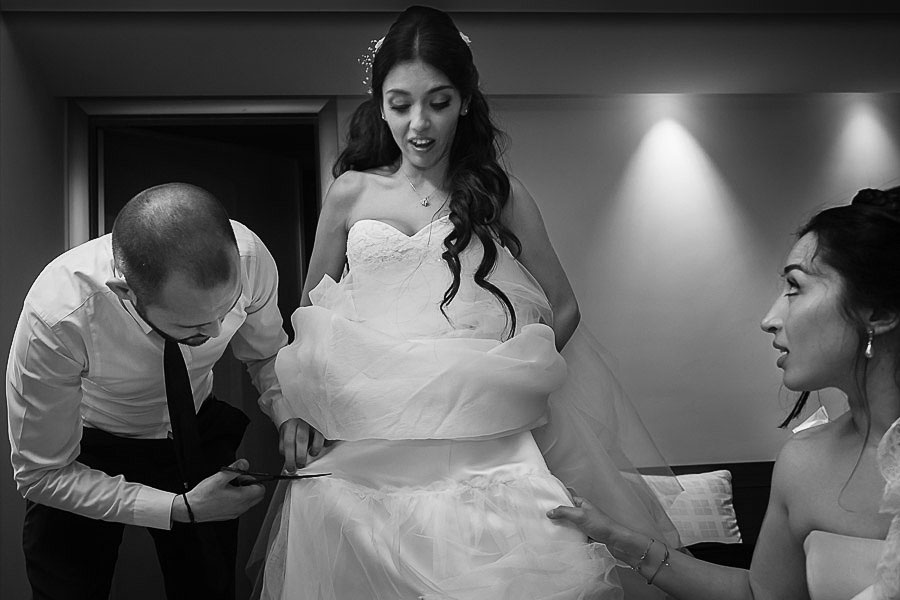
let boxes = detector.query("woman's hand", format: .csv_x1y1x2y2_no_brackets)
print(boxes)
549,496,653,568
547,496,625,547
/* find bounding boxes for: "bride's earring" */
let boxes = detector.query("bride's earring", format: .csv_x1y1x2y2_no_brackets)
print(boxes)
865,329,875,359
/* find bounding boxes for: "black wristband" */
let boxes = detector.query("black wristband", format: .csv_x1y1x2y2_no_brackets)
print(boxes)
181,493,196,524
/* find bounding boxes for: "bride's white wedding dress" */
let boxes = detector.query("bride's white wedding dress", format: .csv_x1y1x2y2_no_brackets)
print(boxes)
254,215,680,599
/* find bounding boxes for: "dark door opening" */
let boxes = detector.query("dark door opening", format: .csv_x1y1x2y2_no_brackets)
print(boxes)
89,115,319,599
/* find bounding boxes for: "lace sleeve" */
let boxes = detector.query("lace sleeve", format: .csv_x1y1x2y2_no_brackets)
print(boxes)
873,417,900,600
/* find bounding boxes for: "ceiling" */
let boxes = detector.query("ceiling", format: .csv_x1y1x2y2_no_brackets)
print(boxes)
1,0,897,14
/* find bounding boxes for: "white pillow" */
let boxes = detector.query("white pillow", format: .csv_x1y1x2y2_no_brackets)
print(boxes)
643,470,742,546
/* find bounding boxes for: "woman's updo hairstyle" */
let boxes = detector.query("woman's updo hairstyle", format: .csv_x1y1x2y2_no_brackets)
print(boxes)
334,5,521,337
779,186,900,428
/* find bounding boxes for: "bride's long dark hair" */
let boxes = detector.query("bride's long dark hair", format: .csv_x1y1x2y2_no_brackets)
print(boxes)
334,5,521,336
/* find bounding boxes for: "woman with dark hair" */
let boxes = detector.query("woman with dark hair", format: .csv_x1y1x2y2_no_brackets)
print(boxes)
550,186,900,600
253,6,679,599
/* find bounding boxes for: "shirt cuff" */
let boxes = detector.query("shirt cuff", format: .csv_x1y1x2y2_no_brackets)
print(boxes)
134,486,179,530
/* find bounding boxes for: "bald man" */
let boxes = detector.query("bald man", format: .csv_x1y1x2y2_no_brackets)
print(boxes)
7,183,292,599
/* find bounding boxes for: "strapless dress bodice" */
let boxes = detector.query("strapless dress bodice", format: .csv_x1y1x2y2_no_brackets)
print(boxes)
346,215,452,272
804,530,882,600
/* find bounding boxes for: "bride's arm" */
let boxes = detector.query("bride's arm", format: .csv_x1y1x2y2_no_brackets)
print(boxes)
299,173,359,306
279,173,359,471
501,175,579,350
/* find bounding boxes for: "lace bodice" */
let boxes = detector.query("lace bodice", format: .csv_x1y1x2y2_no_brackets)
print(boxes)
880,420,900,493
337,214,552,341
872,418,900,599
346,216,451,272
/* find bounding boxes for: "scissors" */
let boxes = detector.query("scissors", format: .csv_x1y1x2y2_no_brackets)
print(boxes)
221,466,331,486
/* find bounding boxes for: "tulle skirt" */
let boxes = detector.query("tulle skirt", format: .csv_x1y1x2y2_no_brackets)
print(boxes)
254,432,621,600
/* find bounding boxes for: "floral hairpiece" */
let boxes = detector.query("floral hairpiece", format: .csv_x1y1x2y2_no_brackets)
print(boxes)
358,31,472,93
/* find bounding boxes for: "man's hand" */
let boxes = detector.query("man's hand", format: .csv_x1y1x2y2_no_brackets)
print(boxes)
278,418,325,472
172,459,265,523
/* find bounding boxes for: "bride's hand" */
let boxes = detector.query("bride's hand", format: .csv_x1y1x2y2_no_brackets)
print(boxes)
279,418,326,471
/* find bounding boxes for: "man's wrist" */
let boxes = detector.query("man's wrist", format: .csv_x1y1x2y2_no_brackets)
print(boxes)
170,493,188,524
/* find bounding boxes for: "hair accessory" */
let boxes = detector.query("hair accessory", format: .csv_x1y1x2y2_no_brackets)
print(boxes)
358,38,382,93
866,328,875,359
358,31,472,93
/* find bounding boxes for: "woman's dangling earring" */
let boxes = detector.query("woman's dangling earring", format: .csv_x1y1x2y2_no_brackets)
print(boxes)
865,329,875,359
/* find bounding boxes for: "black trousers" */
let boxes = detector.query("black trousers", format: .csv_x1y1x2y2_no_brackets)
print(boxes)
23,398,249,600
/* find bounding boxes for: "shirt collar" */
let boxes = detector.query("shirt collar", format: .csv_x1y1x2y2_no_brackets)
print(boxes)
120,297,155,336
105,264,155,336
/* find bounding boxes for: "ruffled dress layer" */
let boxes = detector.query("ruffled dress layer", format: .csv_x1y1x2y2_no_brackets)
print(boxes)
255,215,679,599
795,412,900,600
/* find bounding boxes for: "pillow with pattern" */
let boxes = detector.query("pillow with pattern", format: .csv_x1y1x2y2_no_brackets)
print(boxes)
643,470,742,546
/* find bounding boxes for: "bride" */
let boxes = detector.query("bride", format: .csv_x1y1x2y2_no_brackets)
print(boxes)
253,6,679,599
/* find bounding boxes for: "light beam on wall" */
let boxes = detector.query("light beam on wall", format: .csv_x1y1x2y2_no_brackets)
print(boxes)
583,111,767,444
826,95,900,196
593,117,757,302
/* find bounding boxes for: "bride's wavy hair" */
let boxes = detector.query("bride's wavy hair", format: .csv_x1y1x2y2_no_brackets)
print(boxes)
333,5,521,337
778,185,900,430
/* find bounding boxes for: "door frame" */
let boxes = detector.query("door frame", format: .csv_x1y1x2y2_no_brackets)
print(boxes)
65,97,337,248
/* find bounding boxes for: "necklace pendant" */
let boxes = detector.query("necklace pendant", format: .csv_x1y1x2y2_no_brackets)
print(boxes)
421,197,429,207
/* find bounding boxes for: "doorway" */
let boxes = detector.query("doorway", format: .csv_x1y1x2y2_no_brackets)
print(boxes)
88,114,320,599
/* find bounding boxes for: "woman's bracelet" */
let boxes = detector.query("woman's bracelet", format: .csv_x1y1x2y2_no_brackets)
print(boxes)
631,538,655,572
181,493,196,524
645,542,670,585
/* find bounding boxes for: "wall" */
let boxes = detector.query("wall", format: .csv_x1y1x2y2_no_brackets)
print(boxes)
0,12,66,599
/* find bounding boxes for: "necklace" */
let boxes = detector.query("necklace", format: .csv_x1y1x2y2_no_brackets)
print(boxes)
402,172,440,207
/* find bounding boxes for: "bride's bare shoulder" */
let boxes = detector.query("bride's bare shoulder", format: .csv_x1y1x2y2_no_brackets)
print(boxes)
324,170,389,219
329,169,394,201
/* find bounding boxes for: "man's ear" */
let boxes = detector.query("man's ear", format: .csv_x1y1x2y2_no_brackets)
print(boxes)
106,276,136,303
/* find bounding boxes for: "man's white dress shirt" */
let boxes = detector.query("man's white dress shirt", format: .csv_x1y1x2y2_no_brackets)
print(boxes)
7,220,290,529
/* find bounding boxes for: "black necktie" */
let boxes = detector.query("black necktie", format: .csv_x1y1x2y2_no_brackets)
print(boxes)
163,339,205,490
163,340,231,595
